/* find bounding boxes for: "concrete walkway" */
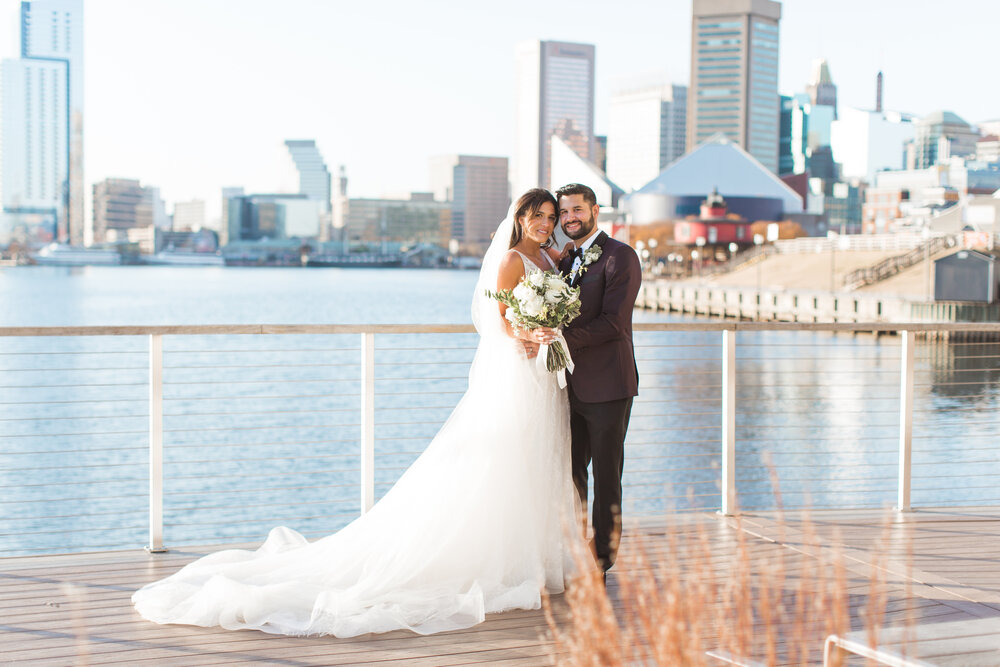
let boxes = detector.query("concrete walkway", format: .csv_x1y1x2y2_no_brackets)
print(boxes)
705,248,954,298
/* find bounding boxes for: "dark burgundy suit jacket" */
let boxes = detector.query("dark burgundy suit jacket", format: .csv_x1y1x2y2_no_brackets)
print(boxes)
559,231,641,403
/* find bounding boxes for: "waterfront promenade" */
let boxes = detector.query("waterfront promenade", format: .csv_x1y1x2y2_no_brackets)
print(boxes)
4,507,1000,665
3,320,1000,664
639,243,1000,324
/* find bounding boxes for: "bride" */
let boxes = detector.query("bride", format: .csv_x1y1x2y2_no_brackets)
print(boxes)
132,188,584,637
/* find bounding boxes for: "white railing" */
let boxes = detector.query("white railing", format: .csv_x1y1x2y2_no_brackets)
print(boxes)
2,322,1000,556
772,232,945,254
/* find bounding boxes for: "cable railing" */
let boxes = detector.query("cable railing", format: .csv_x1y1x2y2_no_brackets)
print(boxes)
1,321,1000,557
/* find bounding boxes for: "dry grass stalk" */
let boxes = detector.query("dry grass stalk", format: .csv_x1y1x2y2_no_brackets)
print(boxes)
545,506,855,666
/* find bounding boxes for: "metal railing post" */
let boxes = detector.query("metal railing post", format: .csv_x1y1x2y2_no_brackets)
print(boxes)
146,334,167,553
721,329,737,516
897,330,915,512
360,332,375,514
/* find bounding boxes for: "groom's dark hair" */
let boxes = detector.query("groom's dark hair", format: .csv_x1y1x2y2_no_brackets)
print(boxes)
509,188,558,249
555,183,597,209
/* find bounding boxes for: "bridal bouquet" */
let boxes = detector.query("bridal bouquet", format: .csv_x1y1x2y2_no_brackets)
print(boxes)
487,270,581,382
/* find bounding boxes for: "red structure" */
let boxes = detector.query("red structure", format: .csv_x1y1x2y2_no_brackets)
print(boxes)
674,189,752,246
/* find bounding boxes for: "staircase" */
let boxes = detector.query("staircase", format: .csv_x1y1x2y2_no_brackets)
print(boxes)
842,235,958,291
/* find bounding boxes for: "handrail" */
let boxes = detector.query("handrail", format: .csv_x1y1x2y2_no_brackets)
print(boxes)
4,321,1000,337
843,235,959,289
3,321,1000,555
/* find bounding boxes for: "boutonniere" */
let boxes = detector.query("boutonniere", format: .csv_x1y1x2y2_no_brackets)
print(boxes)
582,245,602,268
570,244,602,282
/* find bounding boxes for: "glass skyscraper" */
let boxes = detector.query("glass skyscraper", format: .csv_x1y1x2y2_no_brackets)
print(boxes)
607,83,688,192
513,40,595,196
284,140,332,212
688,0,781,174
1,0,84,246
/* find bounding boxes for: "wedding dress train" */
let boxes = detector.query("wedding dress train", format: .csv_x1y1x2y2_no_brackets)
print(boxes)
132,223,581,637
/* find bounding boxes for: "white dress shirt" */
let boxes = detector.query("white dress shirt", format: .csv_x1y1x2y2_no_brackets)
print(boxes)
571,232,600,277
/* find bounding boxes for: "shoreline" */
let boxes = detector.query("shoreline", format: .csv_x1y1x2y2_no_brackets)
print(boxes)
638,279,1000,333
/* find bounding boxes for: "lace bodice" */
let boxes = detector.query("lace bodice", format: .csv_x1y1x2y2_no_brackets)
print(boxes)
514,249,556,274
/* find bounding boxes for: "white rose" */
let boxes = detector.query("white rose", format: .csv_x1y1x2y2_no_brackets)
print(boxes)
521,293,545,317
544,287,563,304
512,283,534,303
528,270,545,288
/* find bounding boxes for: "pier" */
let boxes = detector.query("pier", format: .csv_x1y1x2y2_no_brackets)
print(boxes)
2,322,1000,664
641,232,1000,325
4,508,1000,664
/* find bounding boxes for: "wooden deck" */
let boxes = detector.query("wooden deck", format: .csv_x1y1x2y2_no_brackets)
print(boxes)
3,508,1000,666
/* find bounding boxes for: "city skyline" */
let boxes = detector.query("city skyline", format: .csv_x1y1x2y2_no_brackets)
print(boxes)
1,0,997,224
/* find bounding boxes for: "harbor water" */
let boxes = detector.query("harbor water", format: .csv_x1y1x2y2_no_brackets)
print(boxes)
1,265,998,556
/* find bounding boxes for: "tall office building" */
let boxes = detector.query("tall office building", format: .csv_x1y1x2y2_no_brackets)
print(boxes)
805,58,837,111
513,40,595,195
0,0,84,245
91,178,165,251
284,140,331,209
688,0,781,173
219,187,245,246
778,93,835,176
429,155,509,244
173,199,206,231
906,111,980,169
285,140,331,240
607,83,688,192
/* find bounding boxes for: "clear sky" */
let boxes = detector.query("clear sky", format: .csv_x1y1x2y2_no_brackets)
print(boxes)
1,0,997,222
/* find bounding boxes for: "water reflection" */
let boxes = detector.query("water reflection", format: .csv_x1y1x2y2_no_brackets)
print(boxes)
1,268,999,554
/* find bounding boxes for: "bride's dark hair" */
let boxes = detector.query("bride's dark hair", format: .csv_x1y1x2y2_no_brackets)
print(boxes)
509,188,557,249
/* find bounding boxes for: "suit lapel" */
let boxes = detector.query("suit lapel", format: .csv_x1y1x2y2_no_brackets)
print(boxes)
571,231,608,287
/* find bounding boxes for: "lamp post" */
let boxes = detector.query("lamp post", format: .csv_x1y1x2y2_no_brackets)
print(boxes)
830,233,837,292
923,226,932,302
728,242,738,262
753,233,764,319
695,236,706,278
691,250,700,279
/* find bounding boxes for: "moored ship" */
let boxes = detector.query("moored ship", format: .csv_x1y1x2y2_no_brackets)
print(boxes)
29,243,122,266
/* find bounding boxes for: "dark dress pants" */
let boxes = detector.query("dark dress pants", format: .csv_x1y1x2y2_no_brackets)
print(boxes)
568,387,633,571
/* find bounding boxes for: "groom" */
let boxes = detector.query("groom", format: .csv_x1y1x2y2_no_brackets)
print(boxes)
556,183,641,577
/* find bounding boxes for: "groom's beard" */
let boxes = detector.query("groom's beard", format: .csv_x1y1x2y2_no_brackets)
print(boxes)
562,213,595,241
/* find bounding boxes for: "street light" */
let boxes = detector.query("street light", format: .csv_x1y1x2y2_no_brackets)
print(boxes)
695,237,706,278
753,234,764,319
691,250,700,278
728,242,738,260
922,226,932,302
829,232,837,292
647,238,659,275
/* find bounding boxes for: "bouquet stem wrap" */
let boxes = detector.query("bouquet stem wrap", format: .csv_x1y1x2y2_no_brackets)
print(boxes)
536,330,574,388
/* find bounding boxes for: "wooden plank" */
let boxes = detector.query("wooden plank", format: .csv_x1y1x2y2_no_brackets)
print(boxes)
5,509,1000,665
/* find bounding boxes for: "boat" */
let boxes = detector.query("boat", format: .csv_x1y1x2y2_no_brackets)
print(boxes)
144,251,225,266
305,254,402,268
29,243,121,266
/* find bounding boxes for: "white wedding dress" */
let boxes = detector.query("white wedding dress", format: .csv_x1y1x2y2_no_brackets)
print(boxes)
132,213,581,637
